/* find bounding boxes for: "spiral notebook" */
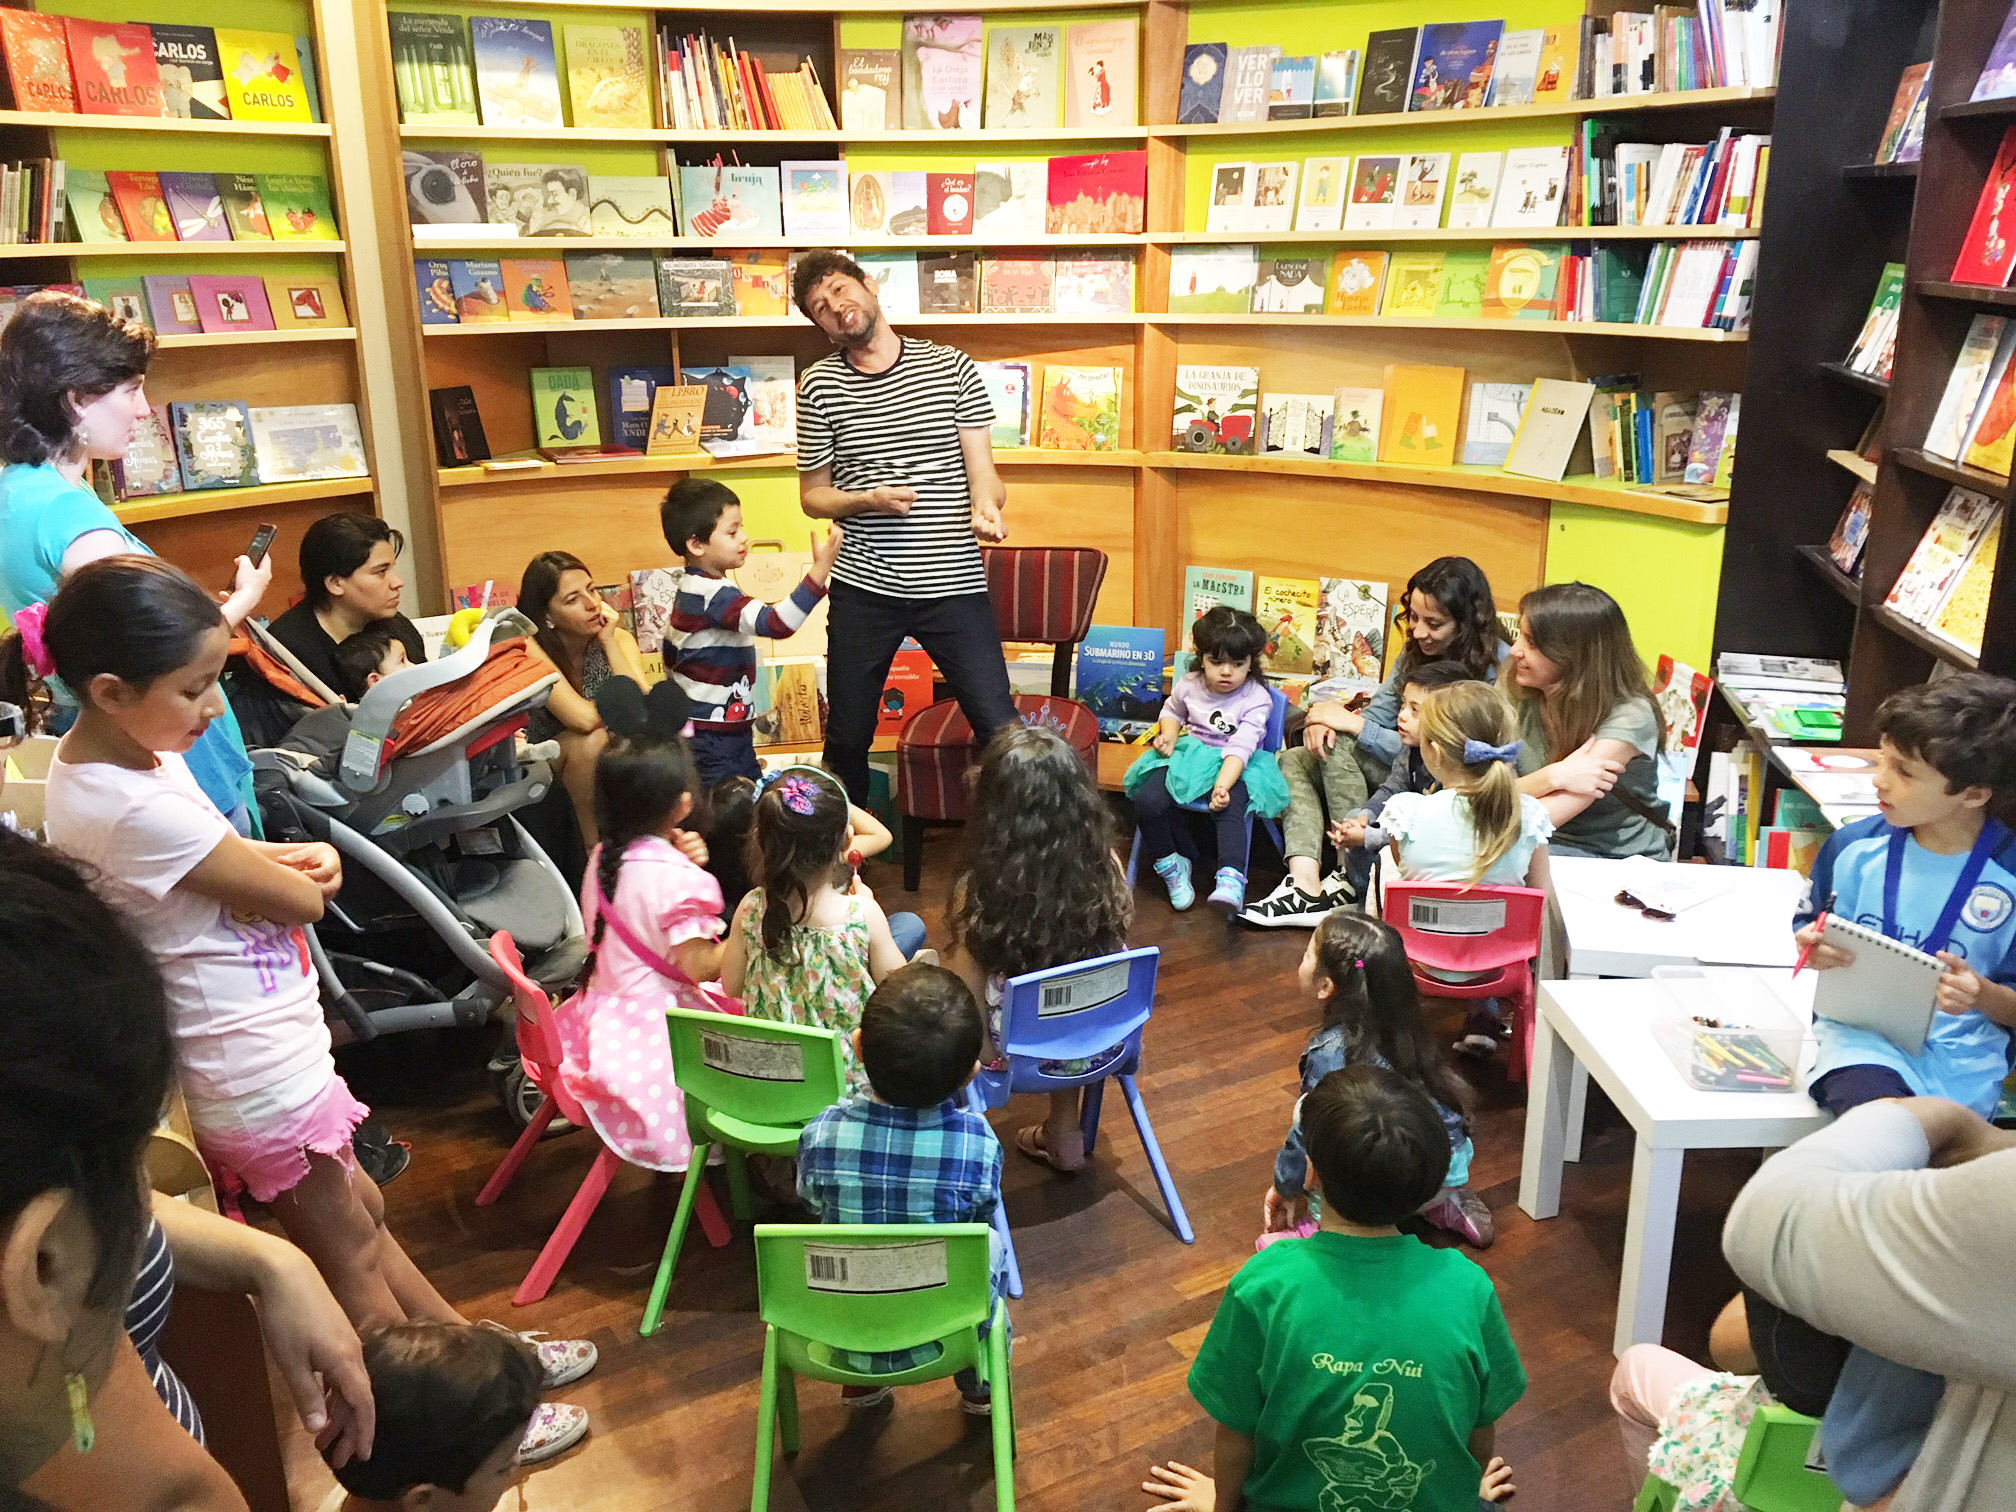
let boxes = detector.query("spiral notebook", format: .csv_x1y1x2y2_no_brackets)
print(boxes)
1812,915,1941,1056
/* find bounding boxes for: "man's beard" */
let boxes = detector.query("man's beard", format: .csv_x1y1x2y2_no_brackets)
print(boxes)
835,305,881,350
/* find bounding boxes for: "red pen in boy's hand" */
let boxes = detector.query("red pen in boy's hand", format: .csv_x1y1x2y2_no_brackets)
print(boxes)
1792,893,1835,977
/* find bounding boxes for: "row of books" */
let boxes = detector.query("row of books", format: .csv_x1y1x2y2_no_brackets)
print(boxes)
409,151,1148,242
838,18,1137,132
0,15,318,122
1843,263,1903,383
660,30,834,133
1716,653,1850,752
1582,129,1770,229
1923,314,2016,478
5,273,349,338
64,168,338,247
1873,63,1931,165
1884,486,2002,656
1586,387,1739,488
1955,127,2016,288
857,250,1132,317
106,401,367,500
1208,147,1566,236
1708,746,1831,872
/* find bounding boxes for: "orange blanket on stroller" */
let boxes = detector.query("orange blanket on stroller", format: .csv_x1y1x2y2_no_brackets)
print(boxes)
383,640,553,761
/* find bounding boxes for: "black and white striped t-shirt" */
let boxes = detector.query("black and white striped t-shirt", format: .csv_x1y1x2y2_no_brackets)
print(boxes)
796,337,994,599
126,1217,205,1445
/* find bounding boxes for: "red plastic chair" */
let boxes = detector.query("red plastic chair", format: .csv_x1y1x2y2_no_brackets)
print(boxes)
1379,882,1547,1081
476,932,731,1305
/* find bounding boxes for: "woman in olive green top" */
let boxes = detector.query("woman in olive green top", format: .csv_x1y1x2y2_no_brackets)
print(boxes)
1502,582,1670,861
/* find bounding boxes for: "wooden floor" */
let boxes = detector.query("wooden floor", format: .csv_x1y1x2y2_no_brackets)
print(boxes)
282,842,1758,1512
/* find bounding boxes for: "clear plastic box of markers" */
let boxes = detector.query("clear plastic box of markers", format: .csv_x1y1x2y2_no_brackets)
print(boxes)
1648,968,1803,1093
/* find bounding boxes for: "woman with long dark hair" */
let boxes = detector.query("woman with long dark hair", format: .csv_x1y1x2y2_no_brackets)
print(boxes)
0,291,269,828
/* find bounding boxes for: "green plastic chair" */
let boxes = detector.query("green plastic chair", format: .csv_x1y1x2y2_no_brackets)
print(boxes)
749,1223,1013,1512
638,1007,849,1337
1634,1403,1842,1512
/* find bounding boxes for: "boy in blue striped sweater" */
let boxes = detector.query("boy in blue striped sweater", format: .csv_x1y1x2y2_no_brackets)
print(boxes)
661,478,841,783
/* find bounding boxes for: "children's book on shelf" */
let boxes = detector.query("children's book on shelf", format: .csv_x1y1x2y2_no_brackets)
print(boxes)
1844,262,1906,376
978,361,1031,448
1926,315,2012,460
481,162,541,232
1394,152,1449,231
1222,44,1279,124
645,385,705,458
111,410,181,500
248,405,367,483
1294,156,1347,232
985,26,1059,129
0,11,75,114
160,174,227,243
980,256,1054,314
429,385,490,468
169,400,257,490
1380,364,1464,466
1168,245,1257,314
1410,21,1500,111
186,275,273,335
1205,162,1252,234
565,252,658,320
1260,393,1332,457
1875,62,1932,163
1828,481,1874,575
65,19,162,116
1255,577,1319,676
1976,11,2016,102
143,275,201,336
1037,365,1120,451
1344,155,1399,231
1178,42,1226,124
1326,251,1386,316
389,12,477,124
1046,151,1145,235
82,276,148,328
1380,251,1445,317
856,251,918,315
588,175,675,238
783,162,847,240
729,355,796,455
1076,627,1166,741
1436,247,1489,317
1314,50,1358,117
1170,365,1258,454
1488,28,1544,106
1185,567,1254,626
975,162,1044,236
1653,392,1698,483
564,22,649,129
1052,251,1134,314
656,256,736,318
1964,341,2016,476
405,151,482,225
1482,244,1560,320
1685,391,1738,484
258,175,338,241
212,30,313,121
1266,54,1315,120
1931,512,2000,654
107,173,172,242
530,366,600,451
1252,256,1325,313
727,250,789,315
848,170,893,235
925,171,974,236
1312,578,1388,698
1885,487,2001,623
1064,17,1136,127
1495,147,1570,227
902,14,982,130
1248,161,1298,233
1358,27,1417,114
602,366,673,452
64,171,123,243
680,164,781,240
917,250,977,314
152,24,229,120
1503,378,1597,483
1459,382,1530,467
1651,655,1714,757
470,16,560,127
500,257,571,322
1329,387,1382,463
1955,127,2016,287
839,49,900,130
1448,152,1502,228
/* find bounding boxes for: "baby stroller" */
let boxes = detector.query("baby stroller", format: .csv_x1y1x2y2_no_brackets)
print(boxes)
237,611,585,1125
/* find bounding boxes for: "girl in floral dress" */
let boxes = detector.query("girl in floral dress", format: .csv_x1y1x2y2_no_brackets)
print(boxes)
719,765,912,1093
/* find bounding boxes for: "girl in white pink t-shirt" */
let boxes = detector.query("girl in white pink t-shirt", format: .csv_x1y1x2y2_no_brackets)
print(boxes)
2,557,594,1458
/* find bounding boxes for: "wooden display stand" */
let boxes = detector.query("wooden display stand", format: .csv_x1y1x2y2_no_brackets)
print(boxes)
357,0,1772,644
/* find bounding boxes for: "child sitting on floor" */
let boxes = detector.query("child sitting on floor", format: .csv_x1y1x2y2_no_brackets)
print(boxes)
796,963,1007,1415
322,1323,556,1511
1124,606,1289,915
1264,912,1494,1249
556,680,726,1176
1146,1065,1525,1511
720,764,918,1093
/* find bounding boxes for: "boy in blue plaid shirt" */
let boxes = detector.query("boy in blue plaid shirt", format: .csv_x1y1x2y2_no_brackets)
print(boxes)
797,961,1008,1414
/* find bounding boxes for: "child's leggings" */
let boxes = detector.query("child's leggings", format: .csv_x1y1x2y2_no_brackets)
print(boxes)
1133,768,1251,873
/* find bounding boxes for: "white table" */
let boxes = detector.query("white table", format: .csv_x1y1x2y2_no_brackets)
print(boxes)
1551,856,1806,979
1517,974,1830,1356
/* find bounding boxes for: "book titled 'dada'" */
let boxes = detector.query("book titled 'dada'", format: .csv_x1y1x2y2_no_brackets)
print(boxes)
1075,626,1165,739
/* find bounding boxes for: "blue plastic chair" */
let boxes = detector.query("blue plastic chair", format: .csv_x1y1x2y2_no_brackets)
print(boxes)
1124,685,1289,886
967,947,1194,1274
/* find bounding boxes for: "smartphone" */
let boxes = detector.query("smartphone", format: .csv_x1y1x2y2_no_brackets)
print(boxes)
246,523,278,568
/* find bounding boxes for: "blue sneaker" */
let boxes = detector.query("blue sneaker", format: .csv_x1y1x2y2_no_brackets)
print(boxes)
1209,867,1247,913
1153,854,1195,910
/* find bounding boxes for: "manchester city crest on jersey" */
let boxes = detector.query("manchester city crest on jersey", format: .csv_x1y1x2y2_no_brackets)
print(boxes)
1964,883,2014,932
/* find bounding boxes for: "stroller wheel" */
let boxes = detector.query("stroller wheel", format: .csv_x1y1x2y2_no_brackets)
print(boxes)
490,1053,575,1139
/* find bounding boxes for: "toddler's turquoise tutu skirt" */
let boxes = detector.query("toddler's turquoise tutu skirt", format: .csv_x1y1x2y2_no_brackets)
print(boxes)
1122,733,1290,817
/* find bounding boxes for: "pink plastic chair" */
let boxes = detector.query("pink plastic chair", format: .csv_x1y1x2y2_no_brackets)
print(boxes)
477,932,731,1305
1379,882,1547,1082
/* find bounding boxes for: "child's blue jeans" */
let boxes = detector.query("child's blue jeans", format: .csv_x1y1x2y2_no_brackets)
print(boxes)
1133,767,1252,873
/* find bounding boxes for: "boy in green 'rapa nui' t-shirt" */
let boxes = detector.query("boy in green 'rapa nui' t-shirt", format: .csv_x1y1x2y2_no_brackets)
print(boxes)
1143,1064,1526,1512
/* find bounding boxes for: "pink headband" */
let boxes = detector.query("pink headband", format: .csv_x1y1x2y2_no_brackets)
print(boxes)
11,602,53,679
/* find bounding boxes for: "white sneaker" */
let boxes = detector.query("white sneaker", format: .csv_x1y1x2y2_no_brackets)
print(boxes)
1319,867,1360,907
1237,879,1332,929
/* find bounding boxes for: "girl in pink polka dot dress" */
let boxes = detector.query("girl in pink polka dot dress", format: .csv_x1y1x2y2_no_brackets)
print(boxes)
554,682,728,1172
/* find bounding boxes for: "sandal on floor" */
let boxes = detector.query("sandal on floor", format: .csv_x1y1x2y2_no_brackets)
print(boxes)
1014,1123,1086,1173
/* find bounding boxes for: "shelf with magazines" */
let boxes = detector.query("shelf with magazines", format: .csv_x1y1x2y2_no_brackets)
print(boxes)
0,3,405,591
410,233,1152,252
399,124,1154,146
418,312,1148,337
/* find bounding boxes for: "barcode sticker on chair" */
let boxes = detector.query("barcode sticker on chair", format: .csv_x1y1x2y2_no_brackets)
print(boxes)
700,1029,805,1082
1037,961,1130,1018
804,1239,948,1294
1408,897,1506,935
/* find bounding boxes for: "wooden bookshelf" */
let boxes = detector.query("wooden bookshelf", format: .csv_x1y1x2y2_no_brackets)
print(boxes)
401,124,1153,145
1826,447,1879,485
0,109,331,137
155,328,361,349
1151,225,1761,244
1715,0,2016,741
1154,85,1776,137
1145,313,1748,340
0,241,348,260
411,234,1151,251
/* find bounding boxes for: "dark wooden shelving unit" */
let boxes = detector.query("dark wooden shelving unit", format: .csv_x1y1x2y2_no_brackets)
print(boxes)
1716,0,2016,745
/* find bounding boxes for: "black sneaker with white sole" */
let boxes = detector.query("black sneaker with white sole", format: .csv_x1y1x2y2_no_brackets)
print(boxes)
1237,880,1332,928
1454,1008,1506,1058
1318,868,1360,907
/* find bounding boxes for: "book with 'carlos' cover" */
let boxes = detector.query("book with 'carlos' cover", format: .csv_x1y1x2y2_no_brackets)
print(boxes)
0,11,74,113
65,19,163,116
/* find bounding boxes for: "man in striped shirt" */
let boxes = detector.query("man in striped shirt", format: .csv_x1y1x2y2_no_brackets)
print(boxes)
793,250,1018,804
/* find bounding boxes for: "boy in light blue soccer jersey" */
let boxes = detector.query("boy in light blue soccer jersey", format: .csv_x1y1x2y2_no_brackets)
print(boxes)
1794,673,2016,1117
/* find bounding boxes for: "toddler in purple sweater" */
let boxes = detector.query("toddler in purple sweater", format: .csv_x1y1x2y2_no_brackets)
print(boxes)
1123,607,1289,912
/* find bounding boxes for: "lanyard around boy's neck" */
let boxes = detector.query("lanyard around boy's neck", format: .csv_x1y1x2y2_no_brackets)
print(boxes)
1883,818,2005,953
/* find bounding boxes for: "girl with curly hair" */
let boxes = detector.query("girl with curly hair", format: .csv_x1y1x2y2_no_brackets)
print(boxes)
719,764,917,1094
947,723,1135,1172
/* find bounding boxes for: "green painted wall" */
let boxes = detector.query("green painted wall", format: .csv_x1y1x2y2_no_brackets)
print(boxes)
1543,503,1724,669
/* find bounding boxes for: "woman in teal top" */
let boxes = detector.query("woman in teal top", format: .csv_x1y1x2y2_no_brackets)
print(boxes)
0,291,270,826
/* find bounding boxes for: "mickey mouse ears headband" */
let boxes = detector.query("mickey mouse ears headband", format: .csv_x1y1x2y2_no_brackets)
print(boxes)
595,678,693,741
